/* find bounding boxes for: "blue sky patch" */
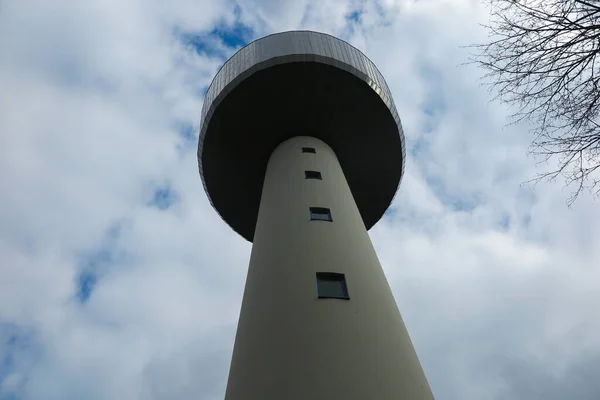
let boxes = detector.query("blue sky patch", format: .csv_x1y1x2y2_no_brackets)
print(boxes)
199,85,209,98
346,10,362,24
76,271,97,303
174,120,197,144
410,137,428,157
384,207,398,218
0,323,36,397
149,183,179,211
74,221,127,304
211,7,253,49
177,6,253,60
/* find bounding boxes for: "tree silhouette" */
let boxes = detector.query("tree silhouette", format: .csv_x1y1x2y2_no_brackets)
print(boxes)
471,0,600,205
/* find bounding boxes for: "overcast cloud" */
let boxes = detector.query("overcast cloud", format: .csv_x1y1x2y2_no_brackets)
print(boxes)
1,0,599,399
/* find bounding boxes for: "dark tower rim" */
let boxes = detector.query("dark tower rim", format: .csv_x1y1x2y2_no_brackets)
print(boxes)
198,30,406,241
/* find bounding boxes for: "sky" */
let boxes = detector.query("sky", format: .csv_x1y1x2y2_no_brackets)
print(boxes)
1,0,600,399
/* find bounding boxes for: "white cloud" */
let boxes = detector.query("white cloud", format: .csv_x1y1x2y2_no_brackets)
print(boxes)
1,0,599,399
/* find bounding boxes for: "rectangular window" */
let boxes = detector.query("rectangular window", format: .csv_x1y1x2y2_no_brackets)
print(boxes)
310,207,332,221
302,147,316,154
305,170,322,180
316,272,349,299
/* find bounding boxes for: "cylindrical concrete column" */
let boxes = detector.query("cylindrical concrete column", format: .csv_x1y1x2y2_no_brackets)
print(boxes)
224,136,434,400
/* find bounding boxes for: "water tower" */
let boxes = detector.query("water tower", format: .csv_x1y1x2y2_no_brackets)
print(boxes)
198,30,434,400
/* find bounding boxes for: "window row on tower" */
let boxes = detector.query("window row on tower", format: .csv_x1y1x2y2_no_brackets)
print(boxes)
302,145,349,300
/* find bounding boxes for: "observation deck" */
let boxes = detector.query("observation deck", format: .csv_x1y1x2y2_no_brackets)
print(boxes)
198,30,405,241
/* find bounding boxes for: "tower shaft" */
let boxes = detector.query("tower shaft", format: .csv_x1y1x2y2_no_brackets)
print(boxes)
224,136,433,399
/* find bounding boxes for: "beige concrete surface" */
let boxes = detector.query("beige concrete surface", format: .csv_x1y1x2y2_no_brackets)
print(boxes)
224,136,434,400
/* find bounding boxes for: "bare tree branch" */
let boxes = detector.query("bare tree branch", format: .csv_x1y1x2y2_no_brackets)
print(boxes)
469,0,600,205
